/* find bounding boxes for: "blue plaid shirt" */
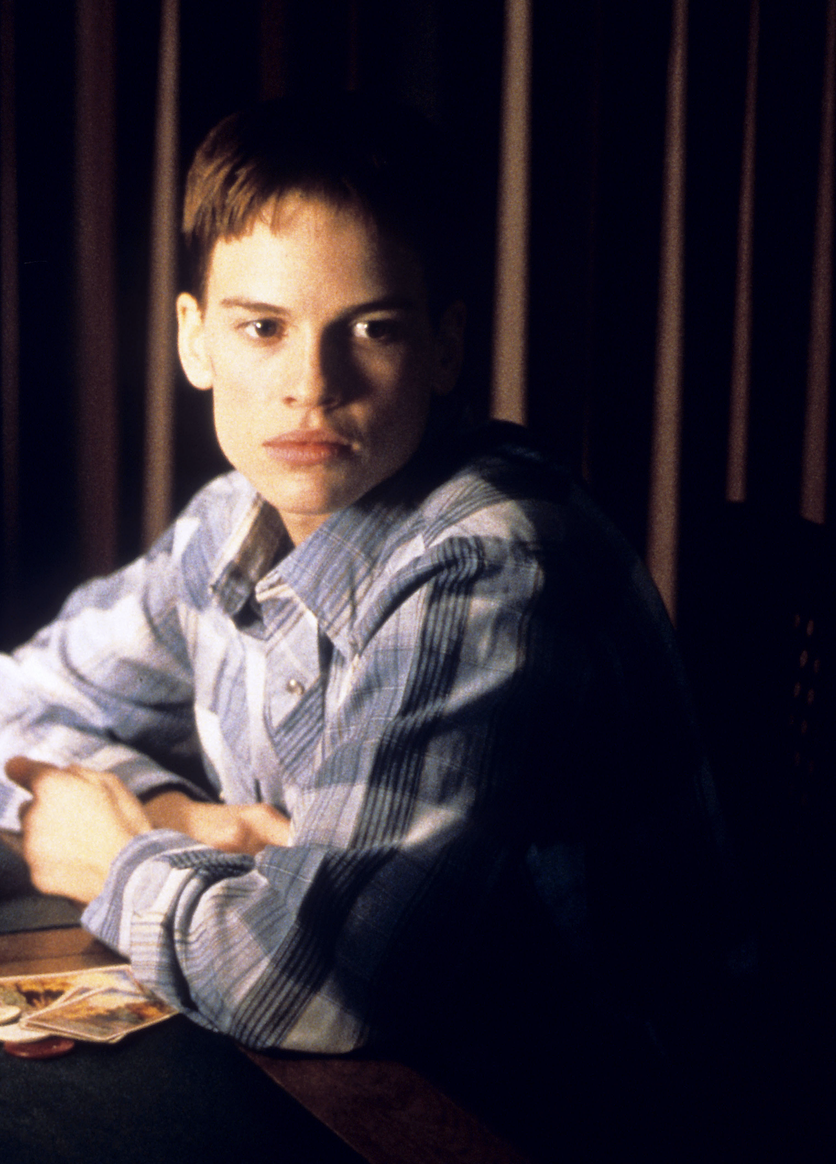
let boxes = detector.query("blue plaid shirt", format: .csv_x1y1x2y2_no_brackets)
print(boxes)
0,425,740,1053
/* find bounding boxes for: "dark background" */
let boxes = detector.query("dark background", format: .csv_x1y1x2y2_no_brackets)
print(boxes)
3,1,833,626
1,0,835,1147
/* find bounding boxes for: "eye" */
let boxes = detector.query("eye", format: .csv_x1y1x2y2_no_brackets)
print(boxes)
352,317,404,343
243,318,284,340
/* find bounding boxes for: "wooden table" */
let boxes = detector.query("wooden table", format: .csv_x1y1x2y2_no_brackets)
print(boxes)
0,924,531,1164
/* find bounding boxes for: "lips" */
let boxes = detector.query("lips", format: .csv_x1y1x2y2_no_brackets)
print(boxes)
262,430,353,466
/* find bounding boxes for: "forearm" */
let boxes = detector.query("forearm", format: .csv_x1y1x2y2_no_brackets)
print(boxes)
144,790,291,853
72,524,551,1050
80,812,498,1054
81,831,365,1051
144,790,206,831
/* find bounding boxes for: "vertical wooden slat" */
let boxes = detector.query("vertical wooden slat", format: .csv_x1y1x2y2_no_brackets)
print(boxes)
646,0,688,622
1,0,20,600
799,0,835,525
142,0,180,548
726,0,760,504
490,0,532,426
75,0,118,575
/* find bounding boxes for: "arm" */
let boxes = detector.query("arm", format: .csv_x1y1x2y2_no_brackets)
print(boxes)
6,760,290,903
0,565,196,829
144,790,290,853
78,537,559,1053
0,479,247,830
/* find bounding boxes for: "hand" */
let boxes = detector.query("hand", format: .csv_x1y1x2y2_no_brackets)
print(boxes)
145,790,291,855
5,757,153,904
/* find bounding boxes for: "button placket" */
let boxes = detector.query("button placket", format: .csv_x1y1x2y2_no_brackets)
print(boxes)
260,590,321,736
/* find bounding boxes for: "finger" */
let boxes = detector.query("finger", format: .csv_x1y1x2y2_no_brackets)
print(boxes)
4,756,65,790
67,765,139,801
67,763,116,787
68,764,153,834
66,764,141,805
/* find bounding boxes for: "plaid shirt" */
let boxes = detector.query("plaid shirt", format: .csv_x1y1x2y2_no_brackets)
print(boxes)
0,425,739,1052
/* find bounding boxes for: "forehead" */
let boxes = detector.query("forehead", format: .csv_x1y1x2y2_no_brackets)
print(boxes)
204,192,427,304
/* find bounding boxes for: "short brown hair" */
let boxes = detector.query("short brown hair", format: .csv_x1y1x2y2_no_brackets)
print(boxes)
182,93,464,316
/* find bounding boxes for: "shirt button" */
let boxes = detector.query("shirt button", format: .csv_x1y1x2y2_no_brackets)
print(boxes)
286,678,305,696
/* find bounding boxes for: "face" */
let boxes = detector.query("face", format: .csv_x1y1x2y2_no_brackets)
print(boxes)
177,193,463,544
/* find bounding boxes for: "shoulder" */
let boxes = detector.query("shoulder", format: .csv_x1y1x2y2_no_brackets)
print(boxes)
419,424,660,605
416,423,573,551
369,424,672,649
342,428,573,641
365,423,589,587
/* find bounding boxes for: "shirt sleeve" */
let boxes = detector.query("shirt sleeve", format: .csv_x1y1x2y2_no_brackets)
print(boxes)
0,518,206,830
81,535,562,1053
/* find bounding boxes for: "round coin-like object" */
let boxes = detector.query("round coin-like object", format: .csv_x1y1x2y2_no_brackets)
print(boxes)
4,1036,76,1059
0,1004,22,1024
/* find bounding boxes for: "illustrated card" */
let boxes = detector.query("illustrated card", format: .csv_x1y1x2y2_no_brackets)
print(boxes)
0,966,121,1041
0,965,174,1043
24,985,176,1043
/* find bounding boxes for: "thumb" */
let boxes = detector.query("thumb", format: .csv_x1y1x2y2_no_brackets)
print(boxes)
4,756,60,790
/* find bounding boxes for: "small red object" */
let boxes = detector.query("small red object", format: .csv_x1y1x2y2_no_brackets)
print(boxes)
4,1036,76,1059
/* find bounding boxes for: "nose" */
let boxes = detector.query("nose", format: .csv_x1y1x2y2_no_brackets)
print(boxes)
282,330,342,409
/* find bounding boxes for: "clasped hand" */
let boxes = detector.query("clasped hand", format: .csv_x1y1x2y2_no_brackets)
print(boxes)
5,757,291,905
5,757,154,905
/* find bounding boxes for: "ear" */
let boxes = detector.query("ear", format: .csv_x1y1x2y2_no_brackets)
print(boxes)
433,300,466,397
177,293,213,390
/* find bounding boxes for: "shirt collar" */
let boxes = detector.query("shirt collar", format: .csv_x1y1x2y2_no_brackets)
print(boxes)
206,428,479,638
204,468,422,642
265,483,424,652
208,488,290,617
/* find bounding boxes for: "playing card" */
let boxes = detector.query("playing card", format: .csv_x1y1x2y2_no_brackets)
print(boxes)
0,967,123,1042
1,965,175,1043
23,985,176,1043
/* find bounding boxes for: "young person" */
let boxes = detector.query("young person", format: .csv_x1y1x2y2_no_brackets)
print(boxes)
0,94,749,1151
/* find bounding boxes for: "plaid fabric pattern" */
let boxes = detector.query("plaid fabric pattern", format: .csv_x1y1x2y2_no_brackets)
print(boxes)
0,425,735,1052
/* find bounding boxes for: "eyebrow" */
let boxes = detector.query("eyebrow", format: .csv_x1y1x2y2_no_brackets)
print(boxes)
217,295,421,315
